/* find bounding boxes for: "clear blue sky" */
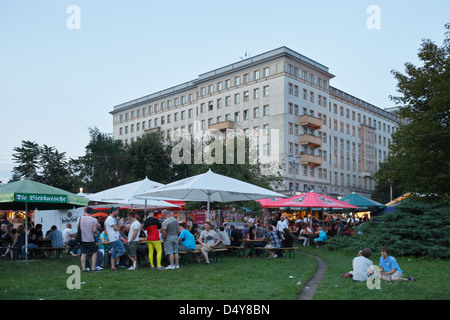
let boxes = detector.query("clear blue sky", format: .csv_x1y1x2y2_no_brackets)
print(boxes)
0,0,448,184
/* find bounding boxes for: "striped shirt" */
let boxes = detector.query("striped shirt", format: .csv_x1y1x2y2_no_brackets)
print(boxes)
79,215,98,242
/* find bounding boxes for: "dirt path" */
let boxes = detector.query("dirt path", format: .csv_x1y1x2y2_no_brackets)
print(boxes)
297,252,327,300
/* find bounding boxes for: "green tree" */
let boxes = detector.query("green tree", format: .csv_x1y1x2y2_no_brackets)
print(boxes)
12,140,40,180
375,23,450,196
39,145,75,191
124,132,173,184
76,127,127,193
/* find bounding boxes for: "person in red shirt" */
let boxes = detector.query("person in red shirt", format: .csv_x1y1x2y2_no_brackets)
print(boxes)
143,212,162,270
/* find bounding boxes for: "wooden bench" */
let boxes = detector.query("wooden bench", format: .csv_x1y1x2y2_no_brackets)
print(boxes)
252,246,296,258
227,246,246,257
0,246,19,260
178,248,228,265
34,247,66,258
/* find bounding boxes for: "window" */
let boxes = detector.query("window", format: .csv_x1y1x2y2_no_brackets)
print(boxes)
243,73,249,83
217,81,223,91
243,91,249,102
225,79,231,89
253,88,260,99
243,110,249,120
263,86,269,97
225,96,231,106
263,105,269,116
234,93,240,104
263,67,269,77
208,84,214,94
254,70,260,80
234,76,240,86
253,107,259,118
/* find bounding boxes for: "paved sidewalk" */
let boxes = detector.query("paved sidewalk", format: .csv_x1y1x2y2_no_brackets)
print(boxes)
297,252,327,300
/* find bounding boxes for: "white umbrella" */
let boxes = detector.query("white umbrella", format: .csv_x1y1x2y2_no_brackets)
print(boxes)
88,177,179,209
136,169,286,221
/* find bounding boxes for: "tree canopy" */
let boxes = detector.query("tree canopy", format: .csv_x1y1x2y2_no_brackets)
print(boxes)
373,23,450,199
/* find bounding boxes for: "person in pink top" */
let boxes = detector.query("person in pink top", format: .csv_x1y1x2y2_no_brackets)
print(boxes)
79,207,100,272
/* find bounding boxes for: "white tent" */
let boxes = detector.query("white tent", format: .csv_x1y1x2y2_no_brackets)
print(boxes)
88,177,179,209
136,169,286,220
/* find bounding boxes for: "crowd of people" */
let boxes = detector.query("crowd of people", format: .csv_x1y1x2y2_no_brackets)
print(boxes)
0,215,65,259
1,209,417,283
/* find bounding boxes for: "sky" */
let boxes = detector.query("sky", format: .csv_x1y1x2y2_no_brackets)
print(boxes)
0,0,448,184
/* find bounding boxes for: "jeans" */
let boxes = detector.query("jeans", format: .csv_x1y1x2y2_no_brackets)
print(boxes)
110,239,126,259
22,243,38,258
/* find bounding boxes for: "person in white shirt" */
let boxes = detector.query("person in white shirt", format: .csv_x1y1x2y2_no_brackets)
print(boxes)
105,207,126,270
276,213,289,238
126,212,142,270
352,248,374,282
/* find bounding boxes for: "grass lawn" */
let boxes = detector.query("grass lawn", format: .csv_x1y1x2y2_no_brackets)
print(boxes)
300,246,450,300
0,251,316,300
1,247,448,300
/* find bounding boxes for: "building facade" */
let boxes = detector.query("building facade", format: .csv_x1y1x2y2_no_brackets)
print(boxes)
110,47,399,198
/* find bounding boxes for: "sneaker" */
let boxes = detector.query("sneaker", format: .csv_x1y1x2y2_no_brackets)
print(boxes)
175,265,179,269
96,266,104,271
156,266,164,270
407,276,417,282
128,266,135,270
164,265,175,270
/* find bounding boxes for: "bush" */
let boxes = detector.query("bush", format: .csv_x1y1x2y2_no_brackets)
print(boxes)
326,200,450,259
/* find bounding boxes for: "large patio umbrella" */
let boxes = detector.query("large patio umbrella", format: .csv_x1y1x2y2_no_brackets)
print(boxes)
136,169,286,221
0,179,89,259
339,192,385,211
276,192,359,226
256,197,285,208
88,177,179,209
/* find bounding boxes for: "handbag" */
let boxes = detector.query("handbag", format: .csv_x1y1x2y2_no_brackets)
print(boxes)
75,217,83,244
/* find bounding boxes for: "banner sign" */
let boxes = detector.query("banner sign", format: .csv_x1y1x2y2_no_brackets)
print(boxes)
14,193,68,203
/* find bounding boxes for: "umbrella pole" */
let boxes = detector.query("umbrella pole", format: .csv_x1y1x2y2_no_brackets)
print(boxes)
206,194,211,222
310,207,312,228
25,202,28,261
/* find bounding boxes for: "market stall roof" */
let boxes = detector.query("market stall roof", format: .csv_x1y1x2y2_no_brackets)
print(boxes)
256,197,286,208
386,193,412,207
136,169,286,220
0,179,88,210
340,192,385,210
276,192,359,210
88,177,179,208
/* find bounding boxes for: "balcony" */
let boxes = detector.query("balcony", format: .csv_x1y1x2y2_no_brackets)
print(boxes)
208,120,234,131
300,114,322,129
301,154,322,167
300,134,322,147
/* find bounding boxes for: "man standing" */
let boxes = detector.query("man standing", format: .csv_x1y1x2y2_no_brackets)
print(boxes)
79,207,100,272
161,210,179,270
105,207,126,270
126,212,141,270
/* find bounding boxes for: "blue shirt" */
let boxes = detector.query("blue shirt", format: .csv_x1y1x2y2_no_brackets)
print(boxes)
179,229,196,250
47,230,64,247
379,255,403,274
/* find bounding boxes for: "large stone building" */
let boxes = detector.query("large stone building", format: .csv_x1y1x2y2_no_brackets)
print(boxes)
110,47,399,198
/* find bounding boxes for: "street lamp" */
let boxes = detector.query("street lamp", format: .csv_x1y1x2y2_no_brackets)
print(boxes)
287,155,301,195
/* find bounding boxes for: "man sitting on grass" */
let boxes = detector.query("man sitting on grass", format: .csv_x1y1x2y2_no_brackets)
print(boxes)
379,246,417,282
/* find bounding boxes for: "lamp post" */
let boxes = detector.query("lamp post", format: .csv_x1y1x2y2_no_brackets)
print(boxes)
288,155,301,195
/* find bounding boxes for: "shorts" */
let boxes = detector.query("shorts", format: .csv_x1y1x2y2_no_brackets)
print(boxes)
178,244,195,252
383,270,404,280
126,241,138,256
80,242,98,254
200,244,214,254
164,237,178,255
111,239,126,259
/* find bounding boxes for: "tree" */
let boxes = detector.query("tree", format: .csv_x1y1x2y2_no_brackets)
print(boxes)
124,132,173,184
76,127,127,193
12,140,40,180
374,23,450,196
